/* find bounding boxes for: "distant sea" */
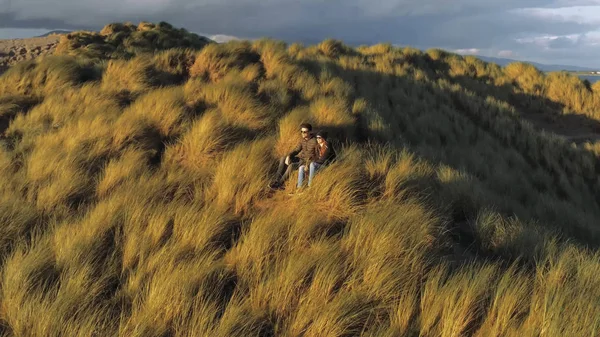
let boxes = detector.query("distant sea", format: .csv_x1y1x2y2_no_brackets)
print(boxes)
578,75,600,84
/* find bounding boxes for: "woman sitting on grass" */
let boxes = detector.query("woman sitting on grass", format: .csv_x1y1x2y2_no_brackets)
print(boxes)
296,131,336,191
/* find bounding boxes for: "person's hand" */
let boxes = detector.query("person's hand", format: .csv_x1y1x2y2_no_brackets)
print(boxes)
285,156,291,166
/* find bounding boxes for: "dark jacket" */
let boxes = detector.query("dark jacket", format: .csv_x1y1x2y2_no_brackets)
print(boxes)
315,141,336,165
288,134,318,164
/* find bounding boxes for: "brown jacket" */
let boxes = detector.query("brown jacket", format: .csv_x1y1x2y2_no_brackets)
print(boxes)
315,141,336,165
288,134,318,164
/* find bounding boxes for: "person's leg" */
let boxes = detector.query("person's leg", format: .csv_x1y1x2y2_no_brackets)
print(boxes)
281,158,299,184
297,165,306,188
274,156,288,184
308,162,321,187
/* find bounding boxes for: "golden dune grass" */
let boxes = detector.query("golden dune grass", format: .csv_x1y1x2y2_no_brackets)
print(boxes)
0,22,600,336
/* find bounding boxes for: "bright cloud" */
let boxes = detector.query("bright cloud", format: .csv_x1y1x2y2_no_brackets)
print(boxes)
455,48,481,54
498,50,515,57
516,34,580,46
515,6,600,25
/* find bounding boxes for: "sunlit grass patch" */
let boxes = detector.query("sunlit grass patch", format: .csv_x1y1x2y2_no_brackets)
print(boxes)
195,79,275,130
190,41,261,82
0,56,99,96
101,57,162,93
208,139,273,214
163,108,233,174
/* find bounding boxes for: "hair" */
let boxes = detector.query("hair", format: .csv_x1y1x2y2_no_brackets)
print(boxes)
316,130,328,139
317,133,329,157
299,123,312,131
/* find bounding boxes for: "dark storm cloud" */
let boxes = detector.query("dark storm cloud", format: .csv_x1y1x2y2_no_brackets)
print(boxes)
0,12,89,30
1,0,600,67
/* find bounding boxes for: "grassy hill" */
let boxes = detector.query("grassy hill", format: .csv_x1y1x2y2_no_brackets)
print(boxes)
0,22,600,336
55,21,213,60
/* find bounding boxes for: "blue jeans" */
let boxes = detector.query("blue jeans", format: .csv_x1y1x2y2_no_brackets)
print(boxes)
297,162,322,188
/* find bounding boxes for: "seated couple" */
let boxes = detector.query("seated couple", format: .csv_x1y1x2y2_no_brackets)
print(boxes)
268,123,336,192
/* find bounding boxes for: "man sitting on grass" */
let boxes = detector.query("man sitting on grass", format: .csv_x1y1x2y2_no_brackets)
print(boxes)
269,123,318,190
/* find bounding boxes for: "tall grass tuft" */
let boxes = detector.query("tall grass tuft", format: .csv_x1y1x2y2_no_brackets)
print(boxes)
0,56,99,96
208,139,273,214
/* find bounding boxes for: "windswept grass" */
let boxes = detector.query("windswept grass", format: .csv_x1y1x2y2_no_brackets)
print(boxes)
189,41,261,82
1,21,600,336
0,56,99,97
193,78,275,130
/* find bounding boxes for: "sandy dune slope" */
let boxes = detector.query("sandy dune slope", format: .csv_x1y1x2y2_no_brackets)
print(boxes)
0,35,60,73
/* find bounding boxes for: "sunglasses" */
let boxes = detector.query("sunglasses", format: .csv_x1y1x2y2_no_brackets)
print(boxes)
301,130,309,134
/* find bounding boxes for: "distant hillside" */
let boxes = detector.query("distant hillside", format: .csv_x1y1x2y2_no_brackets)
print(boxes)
476,55,598,72
1,23,600,336
35,30,73,37
0,23,215,76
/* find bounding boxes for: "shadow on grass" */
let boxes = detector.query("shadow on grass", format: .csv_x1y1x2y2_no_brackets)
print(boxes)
454,73,600,142
297,56,600,259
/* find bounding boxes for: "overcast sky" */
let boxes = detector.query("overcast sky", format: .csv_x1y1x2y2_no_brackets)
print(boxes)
1,0,600,67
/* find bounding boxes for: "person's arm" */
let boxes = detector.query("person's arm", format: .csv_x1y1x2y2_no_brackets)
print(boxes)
288,142,302,158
